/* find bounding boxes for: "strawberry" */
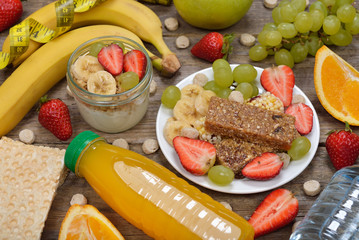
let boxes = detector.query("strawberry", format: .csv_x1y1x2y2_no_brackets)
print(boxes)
0,0,23,32
123,49,147,79
173,136,216,176
285,103,313,135
38,96,72,141
98,43,123,75
260,65,295,107
326,122,359,170
191,32,234,62
242,152,283,180
249,188,298,238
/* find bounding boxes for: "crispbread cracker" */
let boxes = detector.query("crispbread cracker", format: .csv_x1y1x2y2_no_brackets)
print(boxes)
0,137,67,239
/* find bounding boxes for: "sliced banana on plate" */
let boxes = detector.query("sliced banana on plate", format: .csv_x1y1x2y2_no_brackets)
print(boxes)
180,84,203,102
87,70,117,95
164,117,191,146
195,90,216,116
71,55,104,86
173,98,199,126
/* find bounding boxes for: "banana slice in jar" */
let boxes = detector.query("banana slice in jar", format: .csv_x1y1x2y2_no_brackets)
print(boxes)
163,117,191,146
180,84,203,102
70,55,104,88
173,98,199,126
195,90,216,116
87,71,117,95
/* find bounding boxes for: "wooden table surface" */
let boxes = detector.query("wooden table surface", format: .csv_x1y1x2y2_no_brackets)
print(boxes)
1,0,359,239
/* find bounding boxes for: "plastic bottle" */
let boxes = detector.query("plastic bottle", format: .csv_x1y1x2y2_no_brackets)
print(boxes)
290,165,359,240
65,131,254,240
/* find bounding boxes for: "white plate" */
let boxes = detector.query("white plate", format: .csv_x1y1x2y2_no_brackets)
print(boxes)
156,65,320,194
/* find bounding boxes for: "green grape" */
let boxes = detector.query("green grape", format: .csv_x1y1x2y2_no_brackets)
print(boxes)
306,36,324,56
258,30,269,46
280,3,298,22
233,64,257,83
279,0,291,6
250,82,259,97
278,22,298,38
335,0,354,7
249,45,268,61
291,0,306,12
217,88,232,99
337,4,356,23
288,136,311,160
235,82,253,100
272,7,284,25
208,165,234,186
89,42,107,56
345,13,359,35
161,85,181,109
309,1,328,17
294,11,313,33
117,72,139,91
330,28,353,46
212,59,231,71
290,42,308,63
214,67,234,88
323,15,341,35
265,30,282,46
204,81,222,94
262,22,278,31
274,49,294,68
309,9,324,32
319,0,335,7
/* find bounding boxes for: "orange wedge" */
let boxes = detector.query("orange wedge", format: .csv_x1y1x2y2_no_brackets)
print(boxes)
314,45,359,126
58,204,125,240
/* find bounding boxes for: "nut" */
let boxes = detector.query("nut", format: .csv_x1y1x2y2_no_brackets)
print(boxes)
164,17,179,31
239,33,256,47
142,139,159,154
220,201,232,211
70,193,87,206
263,0,278,8
112,138,129,150
19,129,35,144
150,79,157,95
277,152,290,169
193,73,208,87
176,35,190,49
180,127,199,139
292,94,306,104
66,85,74,97
292,220,301,232
228,91,244,103
303,180,321,196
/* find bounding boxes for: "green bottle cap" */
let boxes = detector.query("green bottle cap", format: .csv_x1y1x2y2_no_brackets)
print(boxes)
65,131,102,173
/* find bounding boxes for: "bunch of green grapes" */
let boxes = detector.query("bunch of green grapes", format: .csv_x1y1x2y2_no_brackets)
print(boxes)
249,0,359,67
204,59,259,100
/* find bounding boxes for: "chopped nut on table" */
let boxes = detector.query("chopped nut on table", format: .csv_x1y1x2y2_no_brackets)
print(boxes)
112,138,129,150
142,139,159,154
220,201,232,211
193,73,208,87
19,129,35,144
164,17,179,31
292,221,302,232
303,180,321,196
70,193,88,206
239,33,256,47
263,0,278,8
66,85,74,97
176,35,190,49
150,79,157,95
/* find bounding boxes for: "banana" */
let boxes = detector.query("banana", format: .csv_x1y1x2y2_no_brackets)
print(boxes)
194,90,216,116
2,0,180,76
163,117,191,146
70,55,104,89
173,98,199,126
0,25,159,137
180,84,203,102
87,71,117,95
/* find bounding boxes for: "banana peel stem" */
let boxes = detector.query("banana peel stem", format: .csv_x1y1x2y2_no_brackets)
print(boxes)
150,56,163,72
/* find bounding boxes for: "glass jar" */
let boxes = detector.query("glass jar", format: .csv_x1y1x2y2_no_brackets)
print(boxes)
66,36,153,133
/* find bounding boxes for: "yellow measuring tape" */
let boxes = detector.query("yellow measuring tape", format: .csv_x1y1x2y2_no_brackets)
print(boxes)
0,0,106,69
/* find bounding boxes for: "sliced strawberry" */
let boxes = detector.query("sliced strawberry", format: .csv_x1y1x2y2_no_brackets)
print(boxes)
98,44,123,75
249,189,298,238
173,136,216,176
242,152,283,180
285,103,313,135
260,65,295,107
123,49,147,79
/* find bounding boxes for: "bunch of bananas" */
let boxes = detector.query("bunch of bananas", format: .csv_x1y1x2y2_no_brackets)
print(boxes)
0,0,181,137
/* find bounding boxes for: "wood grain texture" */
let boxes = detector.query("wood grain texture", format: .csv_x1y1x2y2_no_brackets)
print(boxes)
1,0,359,239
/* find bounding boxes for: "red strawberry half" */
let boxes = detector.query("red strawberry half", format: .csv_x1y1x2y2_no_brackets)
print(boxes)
38,96,72,141
249,188,299,238
285,103,313,135
326,122,359,170
260,65,295,107
191,32,234,62
98,43,123,75
123,49,147,79
242,152,283,180
0,0,23,32
173,136,216,176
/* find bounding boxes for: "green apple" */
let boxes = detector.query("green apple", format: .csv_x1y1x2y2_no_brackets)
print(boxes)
173,0,253,30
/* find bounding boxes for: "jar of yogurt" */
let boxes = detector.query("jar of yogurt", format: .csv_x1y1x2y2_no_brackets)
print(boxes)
67,36,153,133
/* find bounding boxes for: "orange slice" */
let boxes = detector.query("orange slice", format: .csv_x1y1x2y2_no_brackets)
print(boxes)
314,45,359,126
58,204,125,240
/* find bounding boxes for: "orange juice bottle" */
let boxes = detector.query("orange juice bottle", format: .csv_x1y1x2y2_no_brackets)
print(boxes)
65,131,254,239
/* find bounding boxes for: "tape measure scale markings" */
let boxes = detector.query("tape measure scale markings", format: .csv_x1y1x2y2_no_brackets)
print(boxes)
0,0,106,69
